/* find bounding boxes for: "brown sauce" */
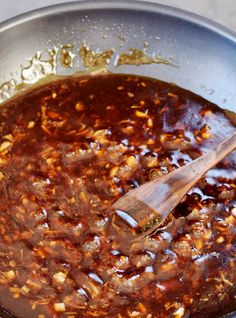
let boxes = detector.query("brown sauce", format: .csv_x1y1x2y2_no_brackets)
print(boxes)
0,73,235,318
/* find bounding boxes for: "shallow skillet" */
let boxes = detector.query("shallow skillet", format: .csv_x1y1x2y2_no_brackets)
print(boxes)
0,1,236,317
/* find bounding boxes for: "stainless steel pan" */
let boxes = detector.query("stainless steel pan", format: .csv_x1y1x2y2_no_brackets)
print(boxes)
0,1,236,317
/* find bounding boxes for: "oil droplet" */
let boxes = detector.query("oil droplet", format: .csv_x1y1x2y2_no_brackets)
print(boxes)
60,44,76,68
201,85,215,95
116,48,172,67
0,79,17,103
21,48,58,84
78,45,114,71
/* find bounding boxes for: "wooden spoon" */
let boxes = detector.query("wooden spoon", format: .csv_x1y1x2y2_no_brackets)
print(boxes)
111,131,236,238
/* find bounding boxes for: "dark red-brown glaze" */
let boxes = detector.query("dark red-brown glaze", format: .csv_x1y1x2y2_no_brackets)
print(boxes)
0,73,235,318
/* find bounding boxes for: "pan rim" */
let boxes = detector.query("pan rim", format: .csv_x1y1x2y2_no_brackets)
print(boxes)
0,0,235,43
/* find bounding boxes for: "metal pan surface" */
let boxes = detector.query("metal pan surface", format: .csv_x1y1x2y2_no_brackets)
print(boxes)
0,1,236,317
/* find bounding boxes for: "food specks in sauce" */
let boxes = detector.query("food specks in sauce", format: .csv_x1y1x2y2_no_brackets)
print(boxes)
0,73,235,318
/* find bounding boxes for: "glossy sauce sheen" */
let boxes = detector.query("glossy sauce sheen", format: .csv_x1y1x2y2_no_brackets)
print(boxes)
0,74,235,318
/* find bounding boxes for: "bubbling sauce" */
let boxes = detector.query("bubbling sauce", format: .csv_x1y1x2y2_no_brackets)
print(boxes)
0,73,235,318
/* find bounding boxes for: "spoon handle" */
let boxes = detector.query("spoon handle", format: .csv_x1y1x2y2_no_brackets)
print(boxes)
152,131,236,226
188,131,236,179
145,131,236,229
